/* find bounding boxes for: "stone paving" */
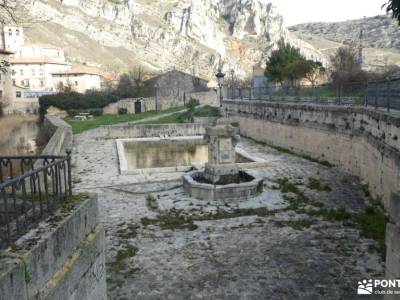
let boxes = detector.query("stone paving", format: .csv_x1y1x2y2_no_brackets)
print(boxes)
73,132,385,300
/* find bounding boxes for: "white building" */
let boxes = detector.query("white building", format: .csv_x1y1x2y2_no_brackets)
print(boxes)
52,66,111,93
15,44,66,62
1,26,24,53
10,57,71,91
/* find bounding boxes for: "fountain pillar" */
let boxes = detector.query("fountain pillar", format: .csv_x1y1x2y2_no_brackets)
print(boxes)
204,125,240,184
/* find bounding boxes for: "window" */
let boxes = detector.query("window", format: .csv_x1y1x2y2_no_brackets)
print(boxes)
40,80,44,87
16,91,21,98
16,29,19,36
11,69,16,76
39,69,44,76
8,29,12,36
31,69,35,76
75,81,78,86
20,69,23,76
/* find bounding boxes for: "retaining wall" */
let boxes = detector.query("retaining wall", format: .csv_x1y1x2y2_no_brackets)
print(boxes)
222,100,400,209
40,115,73,156
0,196,106,300
80,123,207,140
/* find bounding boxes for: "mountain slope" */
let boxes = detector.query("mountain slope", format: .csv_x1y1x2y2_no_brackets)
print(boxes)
23,0,326,79
289,15,400,70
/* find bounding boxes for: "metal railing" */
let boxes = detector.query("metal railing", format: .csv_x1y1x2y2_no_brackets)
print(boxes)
226,78,400,111
0,155,72,249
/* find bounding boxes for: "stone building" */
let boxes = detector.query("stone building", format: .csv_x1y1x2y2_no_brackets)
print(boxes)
52,65,114,93
10,57,71,92
145,69,209,102
0,26,24,52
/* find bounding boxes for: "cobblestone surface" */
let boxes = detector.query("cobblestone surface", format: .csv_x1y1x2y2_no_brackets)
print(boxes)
73,134,385,300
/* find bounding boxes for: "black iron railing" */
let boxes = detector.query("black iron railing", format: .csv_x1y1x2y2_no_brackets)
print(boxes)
0,155,72,249
226,77,400,111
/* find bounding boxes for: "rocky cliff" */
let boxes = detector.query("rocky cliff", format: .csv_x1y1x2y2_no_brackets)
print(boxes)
23,0,325,79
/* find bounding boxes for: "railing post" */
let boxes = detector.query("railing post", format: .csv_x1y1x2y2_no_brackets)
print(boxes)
386,77,391,112
249,88,252,101
364,79,368,107
375,81,378,109
66,150,72,197
269,86,272,101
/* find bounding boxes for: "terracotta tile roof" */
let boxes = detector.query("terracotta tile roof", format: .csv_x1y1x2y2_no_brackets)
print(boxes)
52,65,114,80
10,57,70,65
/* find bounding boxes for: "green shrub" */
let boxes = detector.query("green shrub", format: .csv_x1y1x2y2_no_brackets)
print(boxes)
193,105,220,117
39,90,119,115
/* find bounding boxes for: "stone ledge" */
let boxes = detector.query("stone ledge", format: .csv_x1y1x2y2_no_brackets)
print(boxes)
0,195,104,300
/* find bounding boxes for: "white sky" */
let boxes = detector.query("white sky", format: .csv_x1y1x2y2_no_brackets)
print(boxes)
270,0,386,26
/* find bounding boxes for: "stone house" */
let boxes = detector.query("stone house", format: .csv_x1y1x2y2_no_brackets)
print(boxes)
145,69,209,104
52,66,113,93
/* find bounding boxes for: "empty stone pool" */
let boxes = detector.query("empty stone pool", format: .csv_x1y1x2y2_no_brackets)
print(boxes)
116,137,267,175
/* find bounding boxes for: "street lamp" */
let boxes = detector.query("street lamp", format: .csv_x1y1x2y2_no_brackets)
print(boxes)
215,69,225,106
154,83,158,112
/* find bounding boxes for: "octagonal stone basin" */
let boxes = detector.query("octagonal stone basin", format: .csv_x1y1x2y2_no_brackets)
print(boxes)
183,170,264,201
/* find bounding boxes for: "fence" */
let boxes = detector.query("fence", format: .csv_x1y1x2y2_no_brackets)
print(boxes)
226,77,400,111
0,154,72,249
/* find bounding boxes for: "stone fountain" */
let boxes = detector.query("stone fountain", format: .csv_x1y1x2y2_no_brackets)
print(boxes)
183,124,264,201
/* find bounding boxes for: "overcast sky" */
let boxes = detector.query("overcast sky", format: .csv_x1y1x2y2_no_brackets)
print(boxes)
271,0,387,26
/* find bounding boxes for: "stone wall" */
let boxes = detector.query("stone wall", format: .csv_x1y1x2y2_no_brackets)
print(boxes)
41,115,73,156
103,90,218,115
386,191,400,299
222,100,400,209
0,196,106,300
80,123,207,140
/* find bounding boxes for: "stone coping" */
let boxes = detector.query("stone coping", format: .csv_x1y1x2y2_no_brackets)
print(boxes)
116,137,268,175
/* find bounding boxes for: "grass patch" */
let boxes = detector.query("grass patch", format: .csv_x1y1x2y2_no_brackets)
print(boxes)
116,222,140,239
108,244,139,273
145,194,158,210
354,207,387,258
307,177,332,192
158,210,198,231
64,106,184,133
138,112,184,125
277,177,387,259
193,105,220,117
62,193,90,210
115,245,138,262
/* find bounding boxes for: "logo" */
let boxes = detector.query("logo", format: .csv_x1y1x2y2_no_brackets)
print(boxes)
358,280,373,295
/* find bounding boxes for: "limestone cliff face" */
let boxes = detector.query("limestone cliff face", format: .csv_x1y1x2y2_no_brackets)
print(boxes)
25,0,326,79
